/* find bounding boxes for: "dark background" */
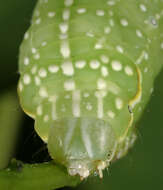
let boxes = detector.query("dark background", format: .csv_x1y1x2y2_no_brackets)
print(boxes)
0,1,163,190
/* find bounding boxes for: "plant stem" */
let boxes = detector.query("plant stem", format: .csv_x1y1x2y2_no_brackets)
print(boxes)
0,160,80,190
0,90,22,169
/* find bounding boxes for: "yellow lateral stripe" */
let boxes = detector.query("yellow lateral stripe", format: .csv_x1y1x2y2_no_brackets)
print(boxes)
129,67,142,109
119,113,134,143
119,66,142,143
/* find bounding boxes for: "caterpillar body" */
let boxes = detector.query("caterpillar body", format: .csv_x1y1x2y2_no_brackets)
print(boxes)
18,0,163,179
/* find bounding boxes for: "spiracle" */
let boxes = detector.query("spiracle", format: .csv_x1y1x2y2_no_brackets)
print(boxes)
18,0,163,179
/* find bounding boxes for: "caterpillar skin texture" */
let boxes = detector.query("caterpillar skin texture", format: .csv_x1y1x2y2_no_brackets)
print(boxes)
18,0,163,178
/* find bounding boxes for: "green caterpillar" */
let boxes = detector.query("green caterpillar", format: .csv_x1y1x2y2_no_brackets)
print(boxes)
18,0,163,179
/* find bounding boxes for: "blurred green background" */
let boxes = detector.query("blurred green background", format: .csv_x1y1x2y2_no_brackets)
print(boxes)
0,1,163,190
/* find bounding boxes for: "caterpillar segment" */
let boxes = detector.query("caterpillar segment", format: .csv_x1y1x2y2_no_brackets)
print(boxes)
18,0,163,179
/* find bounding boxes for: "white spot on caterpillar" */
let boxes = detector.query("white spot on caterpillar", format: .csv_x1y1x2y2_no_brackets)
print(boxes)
116,45,124,54
139,4,147,12
31,66,37,74
125,66,133,76
96,10,105,16
109,19,115,27
107,1,115,6
75,60,86,69
161,42,163,49
39,87,48,98
63,9,70,20
89,60,100,69
107,111,115,119
64,0,74,7
60,41,71,58
101,66,109,77
24,57,29,65
111,61,122,71
144,52,149,60
95,91,107,119
38,68,47,78
136,29,143,38
97,78,107,90
72,90,81,117
37,105,42,116
48,65,59,73
95,37,105,50
86,32,94,38
59,23,69,34
100,55,109,64
43,115,49,122
49,96,57,120
23,74,31,85
86,103,92,111
144,67,148,73
34,53,40,60
83,92,90,98
48,12,55,18
31,48,37,54
104,26,111,34
150,87,154,94
64,80,76,91
95,43,103,49
35,76,41,86
77,8,86,14
149,16,158,27
19,82,23,91
41,41,47,47
120,18,128,26
61,61,74,76
24,32,29,40
115,98,123,110
35,18,41,25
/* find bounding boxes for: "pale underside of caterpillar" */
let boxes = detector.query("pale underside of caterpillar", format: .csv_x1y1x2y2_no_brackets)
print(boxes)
18,0,163,179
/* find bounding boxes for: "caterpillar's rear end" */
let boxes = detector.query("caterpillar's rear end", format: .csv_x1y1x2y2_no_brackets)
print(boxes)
18,0,163,179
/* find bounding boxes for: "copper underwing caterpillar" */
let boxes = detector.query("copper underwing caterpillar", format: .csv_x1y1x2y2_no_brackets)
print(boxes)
18,0,163,179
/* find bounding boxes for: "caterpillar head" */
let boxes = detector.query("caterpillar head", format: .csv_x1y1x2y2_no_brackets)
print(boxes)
18,0,163,179
48,118,116,178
